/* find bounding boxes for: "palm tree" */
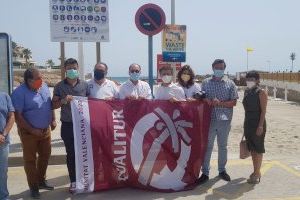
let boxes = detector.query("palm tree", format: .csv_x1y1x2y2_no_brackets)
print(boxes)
46,59,55,69
290,52,296,71
22,48,32,68
12,41,20,58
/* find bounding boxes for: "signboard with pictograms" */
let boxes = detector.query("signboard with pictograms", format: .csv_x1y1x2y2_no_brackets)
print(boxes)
157,54,181,82
162,25,186,62
135,4,166,36
49,0,109,42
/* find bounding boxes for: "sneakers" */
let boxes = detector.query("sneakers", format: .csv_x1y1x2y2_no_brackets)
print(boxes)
39,180,54,190
219,171,231,182
69,182,77,194
30,187,40,199
197,174,209,185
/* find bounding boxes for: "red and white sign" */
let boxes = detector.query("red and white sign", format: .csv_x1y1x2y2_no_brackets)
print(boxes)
71,97,211,193
157,54,181,82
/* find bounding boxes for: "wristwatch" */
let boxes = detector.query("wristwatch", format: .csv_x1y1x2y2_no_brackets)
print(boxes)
61,98,68,105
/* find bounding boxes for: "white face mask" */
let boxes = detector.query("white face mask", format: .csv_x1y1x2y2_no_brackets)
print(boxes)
246,81,256,89
162,75,173,84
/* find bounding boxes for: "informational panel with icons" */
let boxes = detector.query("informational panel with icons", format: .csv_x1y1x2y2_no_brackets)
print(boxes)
49,0,109,42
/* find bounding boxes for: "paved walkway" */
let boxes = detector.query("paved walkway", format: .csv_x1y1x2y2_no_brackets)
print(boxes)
8,159,300,200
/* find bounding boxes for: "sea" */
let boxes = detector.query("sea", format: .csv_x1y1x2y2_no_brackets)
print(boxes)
108,77,129,84
108,76,151,84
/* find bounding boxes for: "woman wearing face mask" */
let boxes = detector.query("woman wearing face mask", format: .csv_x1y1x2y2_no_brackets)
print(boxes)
176,65,204,101
155,66,185,101
243,71,268,184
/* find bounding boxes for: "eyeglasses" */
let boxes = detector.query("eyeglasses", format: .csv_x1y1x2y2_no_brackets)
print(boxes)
130,70,140,73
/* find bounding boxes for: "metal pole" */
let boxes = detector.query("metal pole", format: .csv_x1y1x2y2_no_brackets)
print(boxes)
60,42,65,80
247,51,249,71
171,0,175,24
96,42,101,63
78,42,85,80
171,0,176,82
148,36,154,94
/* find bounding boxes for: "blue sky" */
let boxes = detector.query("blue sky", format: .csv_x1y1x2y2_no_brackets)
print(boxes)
1,0,299,76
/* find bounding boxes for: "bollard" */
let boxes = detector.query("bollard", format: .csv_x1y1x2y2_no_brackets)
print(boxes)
273,87,277,99
284,88,288,101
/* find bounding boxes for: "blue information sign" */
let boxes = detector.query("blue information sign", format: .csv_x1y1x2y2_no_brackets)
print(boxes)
162,52,186,62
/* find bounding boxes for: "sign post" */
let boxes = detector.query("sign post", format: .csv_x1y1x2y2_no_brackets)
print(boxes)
135,4,166,92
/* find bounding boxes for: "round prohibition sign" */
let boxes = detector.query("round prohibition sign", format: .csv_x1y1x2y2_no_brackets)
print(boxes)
135,3,166,36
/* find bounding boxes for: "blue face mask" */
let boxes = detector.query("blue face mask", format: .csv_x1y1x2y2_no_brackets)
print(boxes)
130,72,141,81
213,69,225,78
66,69,79,79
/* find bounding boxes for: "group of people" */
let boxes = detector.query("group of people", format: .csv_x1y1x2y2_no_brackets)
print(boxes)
0,58,267,199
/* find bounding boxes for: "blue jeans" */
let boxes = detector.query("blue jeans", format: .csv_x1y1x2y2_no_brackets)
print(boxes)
0,139,9,200
202,120,231,176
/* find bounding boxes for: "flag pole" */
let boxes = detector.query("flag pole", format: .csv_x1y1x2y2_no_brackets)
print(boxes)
247,50,249,71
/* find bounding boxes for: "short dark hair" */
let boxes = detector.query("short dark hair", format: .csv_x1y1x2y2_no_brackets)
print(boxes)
177,65,195,88
95,62,108,71
212,59,226,69
246,70,260,80
159,65,172,74
129,63,141,71
64,58,78,68
24,67,39,86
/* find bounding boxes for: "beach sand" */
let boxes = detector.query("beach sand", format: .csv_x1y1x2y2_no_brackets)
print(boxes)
232,91,300,158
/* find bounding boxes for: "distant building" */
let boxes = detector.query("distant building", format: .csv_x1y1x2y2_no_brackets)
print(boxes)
12,46,36,68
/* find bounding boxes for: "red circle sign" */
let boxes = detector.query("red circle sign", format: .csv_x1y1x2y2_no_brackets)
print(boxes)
135,4,166,36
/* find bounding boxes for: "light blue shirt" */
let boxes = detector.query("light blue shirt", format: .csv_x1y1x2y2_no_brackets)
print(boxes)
0,92,15,143
11,83,52,129
202,76,238,121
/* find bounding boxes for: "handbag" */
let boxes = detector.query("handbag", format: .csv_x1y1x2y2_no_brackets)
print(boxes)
240,135,250,159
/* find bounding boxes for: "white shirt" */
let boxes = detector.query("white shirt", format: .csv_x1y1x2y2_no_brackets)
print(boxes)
88,79,119,99
177,83,202,98
154,83,186,100
119,80,152,100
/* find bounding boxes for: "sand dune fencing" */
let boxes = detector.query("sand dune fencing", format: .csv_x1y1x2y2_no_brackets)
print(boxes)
259,72,300,102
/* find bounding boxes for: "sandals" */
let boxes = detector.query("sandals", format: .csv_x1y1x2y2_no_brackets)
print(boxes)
247,173,261,184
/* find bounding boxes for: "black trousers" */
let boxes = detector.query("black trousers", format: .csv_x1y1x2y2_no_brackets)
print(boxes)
61,122,76,183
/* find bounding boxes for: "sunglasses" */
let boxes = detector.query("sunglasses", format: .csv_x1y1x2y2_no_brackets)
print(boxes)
130,70,140,73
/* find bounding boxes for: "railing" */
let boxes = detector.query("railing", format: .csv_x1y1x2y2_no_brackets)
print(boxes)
260,72,300,83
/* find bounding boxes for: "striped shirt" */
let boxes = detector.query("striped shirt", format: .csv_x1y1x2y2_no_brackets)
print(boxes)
202,76,238,121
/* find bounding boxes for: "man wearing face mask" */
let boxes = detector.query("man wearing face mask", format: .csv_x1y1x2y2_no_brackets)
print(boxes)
198,59,238,184
52,58,90,193
88,62,119,100
155,66,185,101
11,68,56,199
119,63,152,100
